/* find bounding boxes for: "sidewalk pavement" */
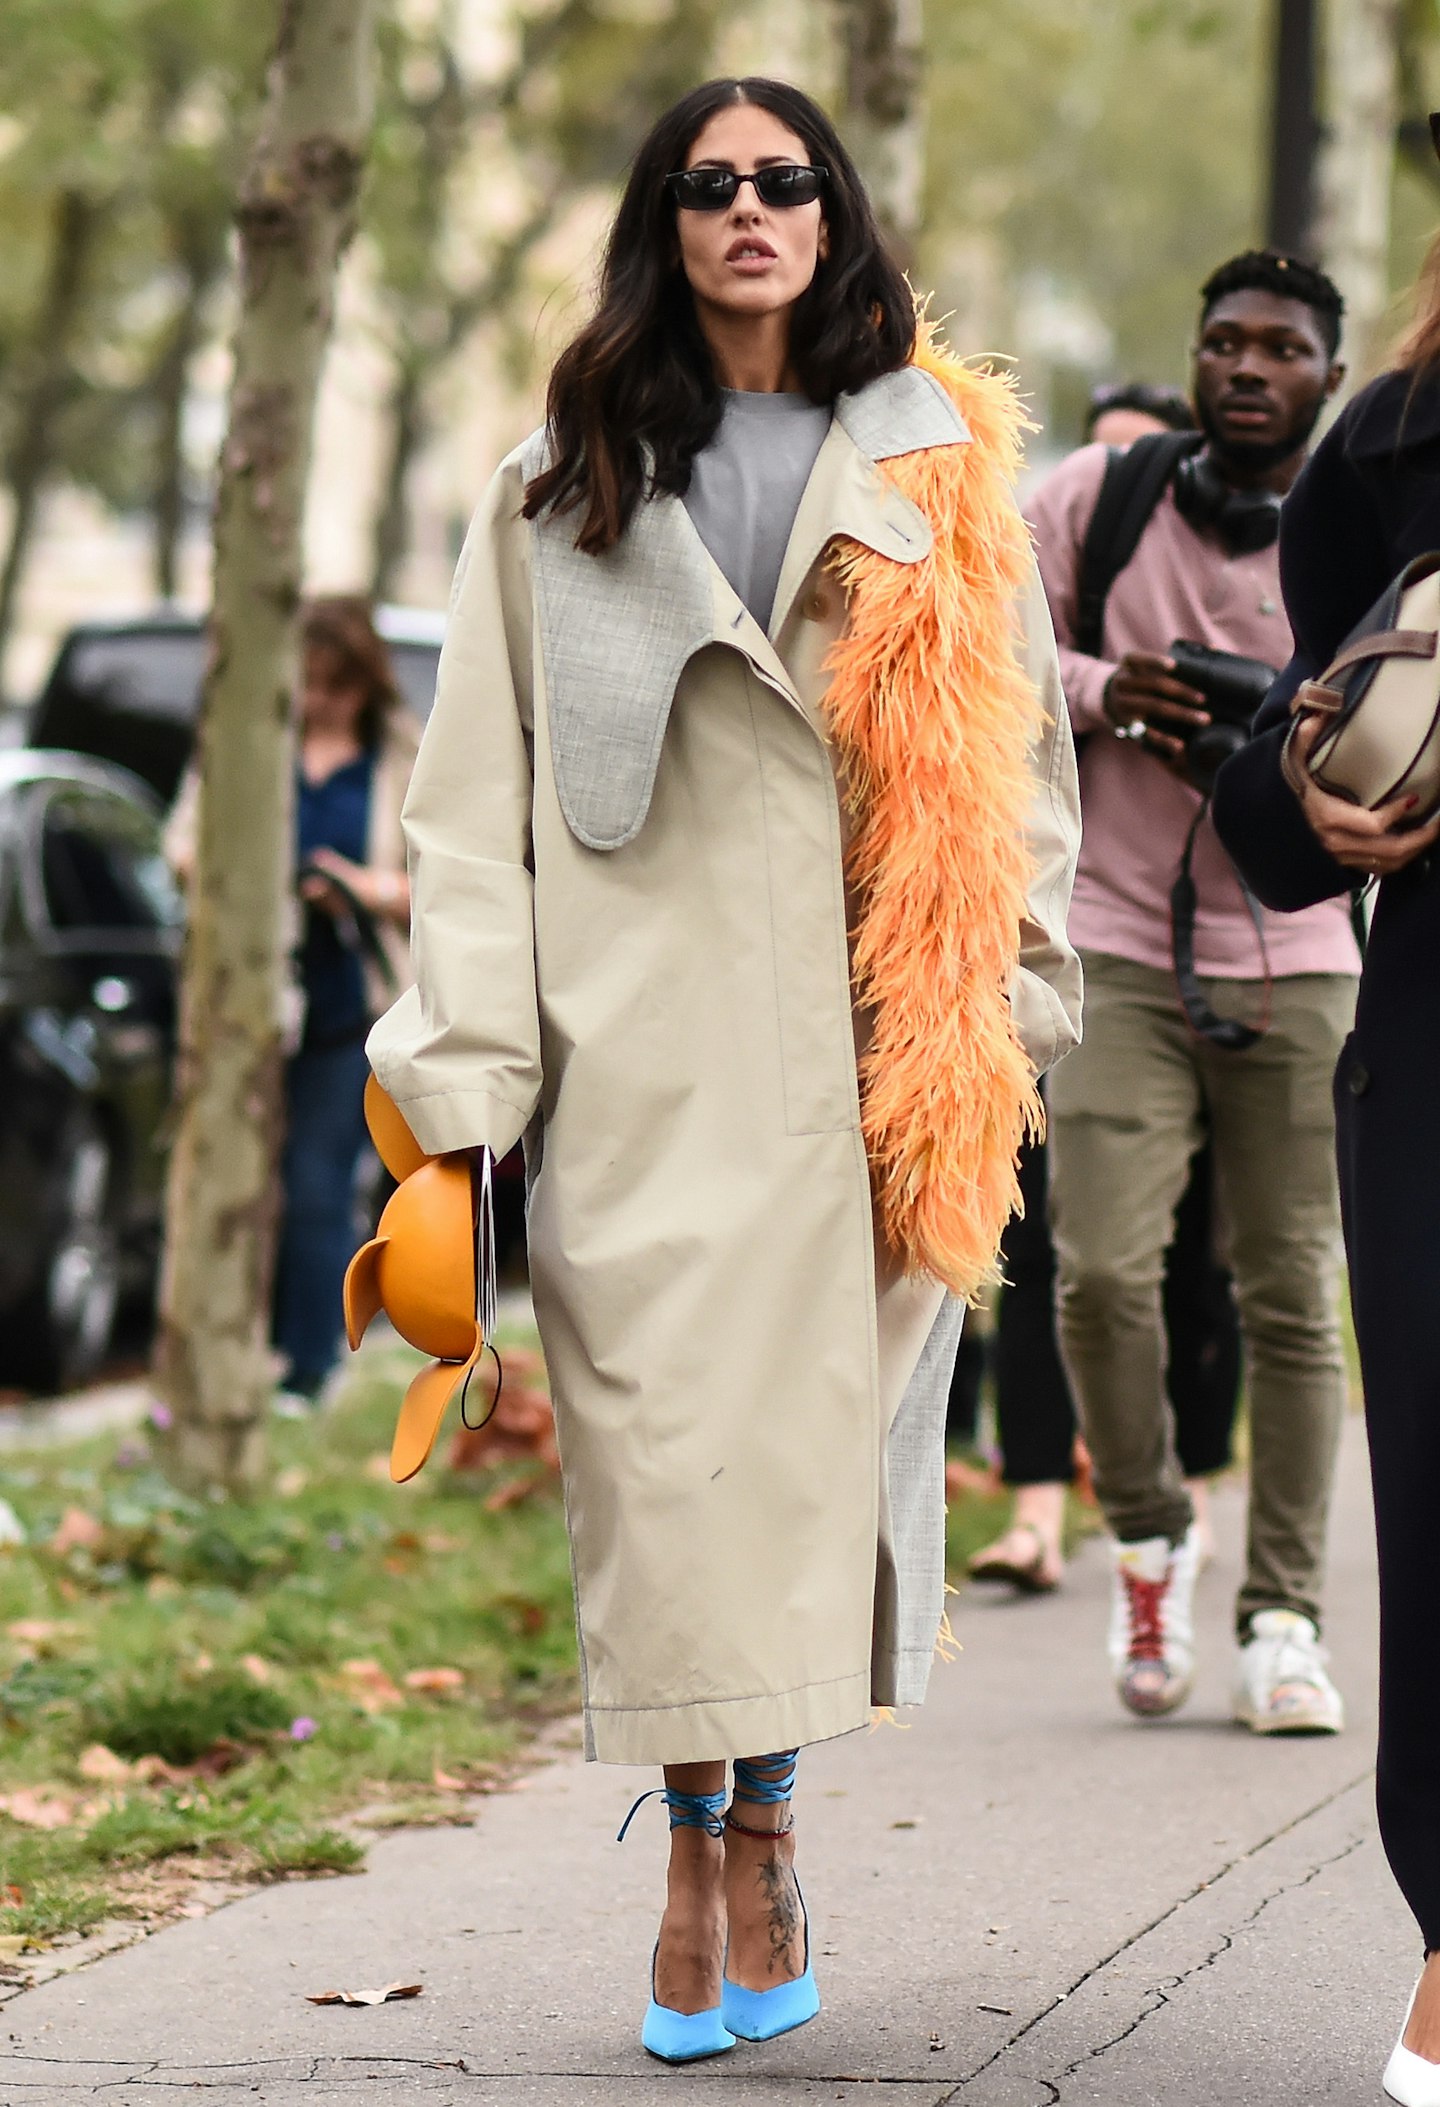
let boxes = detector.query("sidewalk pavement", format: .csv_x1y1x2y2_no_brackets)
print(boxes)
1,1411,1405,2104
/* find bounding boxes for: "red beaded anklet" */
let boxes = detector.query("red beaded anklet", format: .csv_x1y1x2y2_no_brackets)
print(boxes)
725,1808,795,1842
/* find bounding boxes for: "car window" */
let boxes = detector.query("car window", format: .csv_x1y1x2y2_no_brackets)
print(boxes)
35,787,182,945
387,639,440,723
64,633,205,724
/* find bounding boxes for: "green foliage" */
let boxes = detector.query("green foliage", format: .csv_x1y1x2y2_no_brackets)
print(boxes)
0,1336,578,1944
923,0,1269,437
84,1669,293,1766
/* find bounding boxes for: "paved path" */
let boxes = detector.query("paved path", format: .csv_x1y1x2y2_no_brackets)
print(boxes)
2,1414,1408,2104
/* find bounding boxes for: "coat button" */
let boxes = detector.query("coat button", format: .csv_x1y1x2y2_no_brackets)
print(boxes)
1348,1061,1370,1097
802,589,831,621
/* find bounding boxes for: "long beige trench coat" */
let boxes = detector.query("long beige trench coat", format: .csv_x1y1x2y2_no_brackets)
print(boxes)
369,366,1083,1765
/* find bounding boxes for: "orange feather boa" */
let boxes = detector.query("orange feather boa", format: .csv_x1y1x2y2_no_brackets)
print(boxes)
824,336,1047,1300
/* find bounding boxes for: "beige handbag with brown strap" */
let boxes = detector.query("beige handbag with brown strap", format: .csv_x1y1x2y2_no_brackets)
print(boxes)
1284,552,1440,816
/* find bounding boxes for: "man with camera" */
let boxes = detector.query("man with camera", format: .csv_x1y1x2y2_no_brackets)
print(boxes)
1026,250,1358,1733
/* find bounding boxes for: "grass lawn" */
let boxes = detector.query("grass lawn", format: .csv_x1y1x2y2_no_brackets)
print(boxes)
0,1332,578,1958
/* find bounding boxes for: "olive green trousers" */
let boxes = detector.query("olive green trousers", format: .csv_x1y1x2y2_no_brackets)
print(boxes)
1047,951,1355,1636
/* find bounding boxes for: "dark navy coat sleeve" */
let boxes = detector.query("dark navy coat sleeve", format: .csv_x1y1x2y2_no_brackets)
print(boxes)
1212,378,1412,913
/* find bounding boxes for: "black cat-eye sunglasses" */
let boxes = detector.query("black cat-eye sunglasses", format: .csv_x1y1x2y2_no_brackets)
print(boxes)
665,164,828,212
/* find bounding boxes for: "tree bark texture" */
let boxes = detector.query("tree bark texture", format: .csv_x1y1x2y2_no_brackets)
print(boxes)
0,188,101,675
1268,0,1322,258
155,0,377,1494
1319,0,1401,383
835,0,925,260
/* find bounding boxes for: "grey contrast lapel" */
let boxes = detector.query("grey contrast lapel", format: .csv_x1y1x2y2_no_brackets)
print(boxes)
523,429,722,852
524,367,972,853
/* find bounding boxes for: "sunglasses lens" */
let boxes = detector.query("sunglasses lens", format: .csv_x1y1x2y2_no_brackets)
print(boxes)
667,165,826,210
671,169,738,210
754,166,824,206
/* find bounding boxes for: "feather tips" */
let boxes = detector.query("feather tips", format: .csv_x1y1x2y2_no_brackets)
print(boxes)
823,335,1046,1301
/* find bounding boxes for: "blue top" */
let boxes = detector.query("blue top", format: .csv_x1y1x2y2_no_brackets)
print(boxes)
297,751,374,1047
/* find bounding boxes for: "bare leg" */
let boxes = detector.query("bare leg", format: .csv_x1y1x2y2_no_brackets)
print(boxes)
653,1761,726,2016
724,1752,806,1991
1405,1951,1440,2061
969,1481,1065,1588
1185,1476,1215,1567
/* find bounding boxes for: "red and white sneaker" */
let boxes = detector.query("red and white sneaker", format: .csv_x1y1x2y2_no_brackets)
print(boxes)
1107,1528,1199,1718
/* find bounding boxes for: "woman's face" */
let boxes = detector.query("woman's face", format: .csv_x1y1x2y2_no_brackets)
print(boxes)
301,645,367,737
675,104,828,328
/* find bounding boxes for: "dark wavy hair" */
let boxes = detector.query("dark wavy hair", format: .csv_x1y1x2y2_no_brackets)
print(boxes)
523,77,915,555
300,596,399,750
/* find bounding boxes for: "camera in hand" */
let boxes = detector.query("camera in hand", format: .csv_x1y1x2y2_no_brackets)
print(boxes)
1168,639,1277,793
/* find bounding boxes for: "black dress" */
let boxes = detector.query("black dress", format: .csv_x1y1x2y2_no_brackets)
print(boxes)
1212,365,1440,1951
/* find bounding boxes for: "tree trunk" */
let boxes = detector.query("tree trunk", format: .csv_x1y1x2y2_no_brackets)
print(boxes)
154,0,377,1496
835,0,926,261
369,354,424,603
1267,0,1322,257
1318,0,1401,383
0,188,100,675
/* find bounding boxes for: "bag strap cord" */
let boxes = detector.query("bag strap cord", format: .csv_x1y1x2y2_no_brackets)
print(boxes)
1074,432,1204,661
1169,798,1271,1052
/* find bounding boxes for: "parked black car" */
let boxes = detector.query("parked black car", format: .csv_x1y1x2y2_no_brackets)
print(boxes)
26,604,445,804
0,752,181,1390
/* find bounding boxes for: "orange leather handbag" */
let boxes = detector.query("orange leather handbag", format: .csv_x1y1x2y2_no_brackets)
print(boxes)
343,1076,498,1482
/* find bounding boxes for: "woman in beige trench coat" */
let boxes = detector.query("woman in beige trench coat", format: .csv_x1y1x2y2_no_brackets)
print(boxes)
367,78,1082,2061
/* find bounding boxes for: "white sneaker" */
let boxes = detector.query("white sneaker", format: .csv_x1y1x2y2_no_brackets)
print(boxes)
1384,1980,1440,2104
1233,1609,1344,1735
1107,1528,1199,1717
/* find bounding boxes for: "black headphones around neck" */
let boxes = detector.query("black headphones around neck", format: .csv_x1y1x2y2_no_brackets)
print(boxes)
1172,449,1282,555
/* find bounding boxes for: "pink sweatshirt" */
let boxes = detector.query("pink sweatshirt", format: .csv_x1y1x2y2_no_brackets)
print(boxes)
1026,443,1359,979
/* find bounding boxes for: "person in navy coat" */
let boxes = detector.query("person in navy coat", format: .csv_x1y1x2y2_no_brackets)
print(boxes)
1212,252,1440,2103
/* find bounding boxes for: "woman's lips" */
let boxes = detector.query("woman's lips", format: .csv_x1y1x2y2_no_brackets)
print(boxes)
725,238,777,272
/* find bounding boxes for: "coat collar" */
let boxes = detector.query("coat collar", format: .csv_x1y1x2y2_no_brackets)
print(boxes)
525,366,971,851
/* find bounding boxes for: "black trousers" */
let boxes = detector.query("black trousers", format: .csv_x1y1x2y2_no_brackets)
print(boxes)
1336,966,1440,1950
989,1131,1242,1486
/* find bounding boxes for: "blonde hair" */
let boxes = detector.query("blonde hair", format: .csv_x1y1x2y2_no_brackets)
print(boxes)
1393,229,1440,373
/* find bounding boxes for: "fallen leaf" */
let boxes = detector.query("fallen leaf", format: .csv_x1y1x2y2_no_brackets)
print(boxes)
132,1755,184,1786
403,1667,464,1694
306,1981,423,2007
389,1531,422,1552
339,1659,404,1712
5,1619,68,1649
50,1507,103,1556
77,1745,133,1784
0,1934,31,1957
276,1466,309,1498
482,1473,549,1513
239,1653,274,1685
186,1740,252,1779
3,1884,23,1906
495,1595,548,1637
421,1532,462,1554
431,1767,474,1793
0,1789,75,1830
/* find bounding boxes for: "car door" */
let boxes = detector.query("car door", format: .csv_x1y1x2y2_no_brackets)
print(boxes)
20,777,182,1232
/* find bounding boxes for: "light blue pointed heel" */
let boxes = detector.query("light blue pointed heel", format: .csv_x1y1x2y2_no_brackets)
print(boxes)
618,1785,735,2064
720,1752,821,2042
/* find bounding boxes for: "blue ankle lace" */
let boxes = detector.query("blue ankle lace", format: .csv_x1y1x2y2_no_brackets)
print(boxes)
616,1784,728,1843
732,1751,798,1806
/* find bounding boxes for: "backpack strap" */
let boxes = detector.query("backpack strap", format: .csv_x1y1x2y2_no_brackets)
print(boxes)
1073,431,1203,659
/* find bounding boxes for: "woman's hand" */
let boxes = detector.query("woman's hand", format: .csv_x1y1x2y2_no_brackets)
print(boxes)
301,847,410,923
1289,713,1440,877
